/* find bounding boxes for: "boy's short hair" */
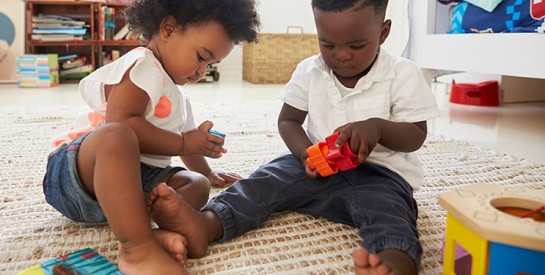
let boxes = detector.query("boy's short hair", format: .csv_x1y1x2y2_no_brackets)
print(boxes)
125,0,260,44
311,0,388,19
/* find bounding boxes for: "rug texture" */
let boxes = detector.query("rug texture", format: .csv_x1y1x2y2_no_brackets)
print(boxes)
1,100,544,274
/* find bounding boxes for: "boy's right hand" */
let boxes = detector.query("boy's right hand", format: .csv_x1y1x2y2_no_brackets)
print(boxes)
300,150,320,179
180,120,226,158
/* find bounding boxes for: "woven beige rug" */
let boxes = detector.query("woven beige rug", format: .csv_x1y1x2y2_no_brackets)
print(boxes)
1,100,544,274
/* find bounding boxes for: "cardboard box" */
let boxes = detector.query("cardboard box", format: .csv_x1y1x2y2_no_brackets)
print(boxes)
501,76,545,103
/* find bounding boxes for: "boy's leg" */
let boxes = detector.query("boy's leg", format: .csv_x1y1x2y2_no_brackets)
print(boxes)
148,153,316,258
330,163,421,275
76,123,187,274
203,153,319,240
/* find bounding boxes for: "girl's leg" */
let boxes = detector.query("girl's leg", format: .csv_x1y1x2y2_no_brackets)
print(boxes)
162,170,210,210
76,123,186,274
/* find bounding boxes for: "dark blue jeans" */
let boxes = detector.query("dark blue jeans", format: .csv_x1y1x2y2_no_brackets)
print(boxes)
203,153,422,264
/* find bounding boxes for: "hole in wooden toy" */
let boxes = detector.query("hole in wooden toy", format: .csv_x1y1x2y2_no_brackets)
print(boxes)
491,197,545,222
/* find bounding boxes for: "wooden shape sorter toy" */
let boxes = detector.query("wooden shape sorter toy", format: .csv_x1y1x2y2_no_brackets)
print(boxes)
439,183,545,275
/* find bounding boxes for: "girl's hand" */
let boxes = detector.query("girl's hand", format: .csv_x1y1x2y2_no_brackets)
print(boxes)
207,169,242,188
181,121,227,158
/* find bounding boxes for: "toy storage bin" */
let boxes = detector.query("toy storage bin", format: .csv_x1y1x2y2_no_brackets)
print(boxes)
243,26,319,84
449,80,499,106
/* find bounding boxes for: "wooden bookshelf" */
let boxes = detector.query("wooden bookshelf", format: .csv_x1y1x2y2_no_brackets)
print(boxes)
24,0,141,82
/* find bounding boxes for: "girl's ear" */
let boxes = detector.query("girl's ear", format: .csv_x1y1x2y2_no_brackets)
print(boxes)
159,16,177,40
379,19,391,45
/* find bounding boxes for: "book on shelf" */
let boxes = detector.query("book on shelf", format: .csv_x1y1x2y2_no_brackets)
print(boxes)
31,15,88,41
61,56,87,69
113,24,129,40
58,54,79,62
31,34,84,41
60,64,93,76
17,248,121,275
100,6,117,40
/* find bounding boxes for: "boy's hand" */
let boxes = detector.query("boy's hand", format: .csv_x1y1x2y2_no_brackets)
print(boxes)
334,119,382,165
300,150,320,179
207,169,243,188
181,120,227,158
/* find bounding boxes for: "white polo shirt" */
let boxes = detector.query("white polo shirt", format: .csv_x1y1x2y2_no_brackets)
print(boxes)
279,49,440,190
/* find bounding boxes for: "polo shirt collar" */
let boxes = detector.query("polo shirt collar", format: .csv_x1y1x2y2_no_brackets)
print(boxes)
306,48,396,89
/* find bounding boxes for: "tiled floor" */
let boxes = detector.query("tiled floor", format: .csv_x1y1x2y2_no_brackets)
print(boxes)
1,79,544,165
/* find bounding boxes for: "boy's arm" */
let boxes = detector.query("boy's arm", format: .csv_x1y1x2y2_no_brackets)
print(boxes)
277,103,312,161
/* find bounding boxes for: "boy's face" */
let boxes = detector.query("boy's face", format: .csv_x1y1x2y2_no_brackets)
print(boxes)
313,6,390,83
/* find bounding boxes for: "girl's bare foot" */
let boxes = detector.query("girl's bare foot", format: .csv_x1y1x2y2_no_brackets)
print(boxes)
352,246,416,275
148,182,210,258
153,228,187,264
117,239,188,275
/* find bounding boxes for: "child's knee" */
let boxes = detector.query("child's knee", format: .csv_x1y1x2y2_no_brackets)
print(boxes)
93,122,139,150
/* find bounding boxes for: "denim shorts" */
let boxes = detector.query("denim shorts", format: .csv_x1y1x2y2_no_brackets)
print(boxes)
43,132,185,223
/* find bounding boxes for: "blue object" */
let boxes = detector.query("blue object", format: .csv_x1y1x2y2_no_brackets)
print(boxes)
487,242,545,275
208,129,225,146
0,12,16,46
449,0,544,33
208,129,226,139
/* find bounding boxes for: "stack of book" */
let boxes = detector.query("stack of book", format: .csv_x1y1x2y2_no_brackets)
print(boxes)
31,14,88,42
59,54,93,80
16,54,59,88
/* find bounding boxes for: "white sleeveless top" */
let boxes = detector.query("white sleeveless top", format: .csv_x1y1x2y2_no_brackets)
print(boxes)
53,47,196,168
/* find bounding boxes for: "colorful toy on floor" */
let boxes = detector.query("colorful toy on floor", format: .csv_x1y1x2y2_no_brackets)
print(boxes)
449,80,499,107
306,132,358,177
18,248,121,275
439,183,545,275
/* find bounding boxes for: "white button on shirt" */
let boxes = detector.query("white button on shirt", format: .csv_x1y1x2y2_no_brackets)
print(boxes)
279,49,440,190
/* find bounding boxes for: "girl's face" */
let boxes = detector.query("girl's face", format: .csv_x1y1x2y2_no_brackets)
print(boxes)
313,6,390,87
153,18,234,85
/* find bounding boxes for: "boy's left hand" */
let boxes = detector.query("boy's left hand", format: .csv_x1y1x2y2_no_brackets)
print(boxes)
334,119,382,165
207,169,243,188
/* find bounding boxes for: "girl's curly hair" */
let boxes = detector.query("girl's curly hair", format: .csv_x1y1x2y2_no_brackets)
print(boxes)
125,0,261,44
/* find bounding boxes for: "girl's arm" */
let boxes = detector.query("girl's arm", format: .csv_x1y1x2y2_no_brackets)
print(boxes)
105,68,223,157
181,155,241,187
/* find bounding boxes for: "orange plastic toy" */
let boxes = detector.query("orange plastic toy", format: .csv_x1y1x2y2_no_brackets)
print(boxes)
306,132,358,177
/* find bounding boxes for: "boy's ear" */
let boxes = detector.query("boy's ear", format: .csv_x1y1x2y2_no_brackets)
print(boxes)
159,16,177,40
379,19,392,45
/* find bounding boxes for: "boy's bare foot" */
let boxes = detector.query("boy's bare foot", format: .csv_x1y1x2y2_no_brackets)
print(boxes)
153,228,187,264
148,182,210,258
117,239,188,275
352,246,416,275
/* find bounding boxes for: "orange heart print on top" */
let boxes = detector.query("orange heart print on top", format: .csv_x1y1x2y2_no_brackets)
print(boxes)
154,96,172,118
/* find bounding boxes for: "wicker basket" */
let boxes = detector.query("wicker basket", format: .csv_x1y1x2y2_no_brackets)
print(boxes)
243,26,320,84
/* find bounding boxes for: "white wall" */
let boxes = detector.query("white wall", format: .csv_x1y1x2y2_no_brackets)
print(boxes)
219,0,410,80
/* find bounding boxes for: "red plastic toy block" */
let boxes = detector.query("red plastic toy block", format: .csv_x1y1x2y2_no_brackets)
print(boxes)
306,132,358,177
